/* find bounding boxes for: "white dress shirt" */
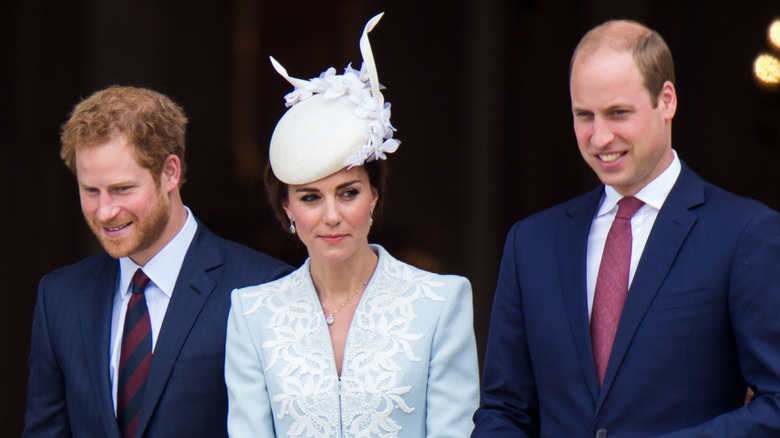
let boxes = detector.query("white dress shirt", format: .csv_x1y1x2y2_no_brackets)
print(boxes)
109,206,198,413
586,151,681,318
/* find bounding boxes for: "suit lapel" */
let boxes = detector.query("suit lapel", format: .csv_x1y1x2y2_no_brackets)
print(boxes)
135,226,220,436
79,257,122,438
559,187,604,403
596,165,704,409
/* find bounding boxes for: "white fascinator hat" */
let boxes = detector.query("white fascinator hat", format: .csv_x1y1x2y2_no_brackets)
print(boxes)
268,12,400,185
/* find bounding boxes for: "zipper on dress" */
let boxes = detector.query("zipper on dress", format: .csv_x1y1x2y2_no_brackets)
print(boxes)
338,377,344,437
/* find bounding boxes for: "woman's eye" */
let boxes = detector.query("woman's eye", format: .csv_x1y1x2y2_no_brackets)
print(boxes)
341,189,359,199
301,194,319,203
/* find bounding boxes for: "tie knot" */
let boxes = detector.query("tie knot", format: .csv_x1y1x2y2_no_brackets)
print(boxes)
131,269,150,294
616,196,644,220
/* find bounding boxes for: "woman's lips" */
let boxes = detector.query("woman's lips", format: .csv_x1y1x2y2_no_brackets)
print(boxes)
319,234,347,243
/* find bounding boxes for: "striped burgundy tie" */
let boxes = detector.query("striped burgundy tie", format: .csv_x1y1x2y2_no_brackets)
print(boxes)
117,269,152,438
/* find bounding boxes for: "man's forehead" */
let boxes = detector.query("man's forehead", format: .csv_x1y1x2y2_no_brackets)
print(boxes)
574,46,632,69
75,140,152,183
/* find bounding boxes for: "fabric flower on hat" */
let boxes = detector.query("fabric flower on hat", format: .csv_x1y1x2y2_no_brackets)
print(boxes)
268,13,399,184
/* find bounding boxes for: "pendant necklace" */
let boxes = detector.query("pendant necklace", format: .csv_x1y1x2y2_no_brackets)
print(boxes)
320,280,369,325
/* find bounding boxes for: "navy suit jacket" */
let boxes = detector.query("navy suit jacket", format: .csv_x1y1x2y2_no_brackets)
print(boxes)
473,164,780,437
23,220,292,438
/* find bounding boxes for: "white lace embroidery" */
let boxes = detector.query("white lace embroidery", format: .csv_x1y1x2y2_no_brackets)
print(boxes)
242,253,445,437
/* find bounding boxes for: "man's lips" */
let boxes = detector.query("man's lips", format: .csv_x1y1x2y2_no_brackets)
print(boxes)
598,151,626,163
102,222,132,234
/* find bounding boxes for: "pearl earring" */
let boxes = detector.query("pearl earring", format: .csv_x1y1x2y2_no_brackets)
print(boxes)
288,218,296,234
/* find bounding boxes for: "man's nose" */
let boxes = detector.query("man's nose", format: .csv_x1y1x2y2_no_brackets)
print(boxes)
591,117,614,148
95,192,120,222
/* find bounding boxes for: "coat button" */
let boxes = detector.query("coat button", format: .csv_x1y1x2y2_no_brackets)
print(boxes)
596,428,608,438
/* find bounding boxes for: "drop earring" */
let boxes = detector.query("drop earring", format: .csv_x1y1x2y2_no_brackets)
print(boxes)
288,218,296,234
369,210,374,227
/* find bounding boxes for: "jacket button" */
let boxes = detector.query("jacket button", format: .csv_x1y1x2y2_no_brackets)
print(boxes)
596,428,608,438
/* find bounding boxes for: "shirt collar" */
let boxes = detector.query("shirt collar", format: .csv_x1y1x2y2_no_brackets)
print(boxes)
118,206,198,298
598,149,681,217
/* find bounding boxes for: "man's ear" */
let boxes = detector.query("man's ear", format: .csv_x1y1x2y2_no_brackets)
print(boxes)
160,154,182,192
659,80,677,120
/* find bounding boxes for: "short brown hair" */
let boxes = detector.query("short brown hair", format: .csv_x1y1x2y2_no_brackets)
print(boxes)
60,85,188,184
264,160,387,232
570,20,675,107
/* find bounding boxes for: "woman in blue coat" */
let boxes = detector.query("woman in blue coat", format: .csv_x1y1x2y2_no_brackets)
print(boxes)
224,13,479,438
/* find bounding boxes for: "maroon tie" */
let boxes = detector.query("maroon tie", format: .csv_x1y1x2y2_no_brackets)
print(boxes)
591,196,644,387
117,269,152,438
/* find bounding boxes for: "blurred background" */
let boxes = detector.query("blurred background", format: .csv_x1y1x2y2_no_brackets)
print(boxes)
3,0,779,434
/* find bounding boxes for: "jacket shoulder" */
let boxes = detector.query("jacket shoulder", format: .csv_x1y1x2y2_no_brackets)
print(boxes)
191,222,293,281
40,252,114,287
376,246,472,299
508,187,601,235
699,180,776,215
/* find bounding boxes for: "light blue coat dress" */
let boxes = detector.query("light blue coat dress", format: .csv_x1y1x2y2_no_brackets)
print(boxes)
225,245,479,437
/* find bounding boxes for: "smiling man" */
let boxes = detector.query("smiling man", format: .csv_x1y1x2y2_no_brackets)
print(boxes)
473,20,780,436
23,86,291,438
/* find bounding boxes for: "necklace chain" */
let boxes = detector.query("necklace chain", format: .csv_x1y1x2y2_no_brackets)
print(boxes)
320,280,369,325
